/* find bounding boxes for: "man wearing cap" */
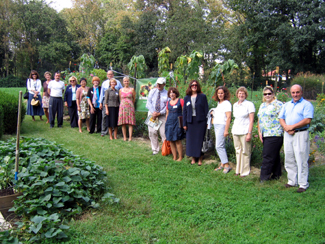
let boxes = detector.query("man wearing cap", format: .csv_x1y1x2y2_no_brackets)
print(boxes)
48,72,65,128
279,84,314,193
99,70,123,136
146,77,169,155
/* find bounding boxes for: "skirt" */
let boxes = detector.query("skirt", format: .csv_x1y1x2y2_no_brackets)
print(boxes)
27,93,44,116
42,96,50,108
185,116,207,158
107,107,119,128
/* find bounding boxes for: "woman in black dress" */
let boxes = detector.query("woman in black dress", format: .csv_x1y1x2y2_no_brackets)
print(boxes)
183,80,209,166
165,87,185,161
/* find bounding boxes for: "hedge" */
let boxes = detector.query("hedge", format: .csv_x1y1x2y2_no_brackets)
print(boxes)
0,75,26,87
0,91,26,134
0,109,3,139
291,72,325,100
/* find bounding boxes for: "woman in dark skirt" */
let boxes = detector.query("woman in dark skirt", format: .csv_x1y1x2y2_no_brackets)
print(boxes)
183,80,209,166
64,76,80,128
165,87,185,161
104,78,120,140
26,70,44,121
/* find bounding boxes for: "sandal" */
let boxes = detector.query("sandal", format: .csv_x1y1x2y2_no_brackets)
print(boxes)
223,167,232,174
215,166,224,171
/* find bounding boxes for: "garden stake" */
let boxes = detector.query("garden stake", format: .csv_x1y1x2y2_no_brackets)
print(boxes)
15,91,22,181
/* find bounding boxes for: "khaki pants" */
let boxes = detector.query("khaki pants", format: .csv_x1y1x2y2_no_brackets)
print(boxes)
233,134,251,176
148,115,166,154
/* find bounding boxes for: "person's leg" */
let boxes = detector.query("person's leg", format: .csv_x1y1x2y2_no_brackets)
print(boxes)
240,135,251,176
44,108,49,123
148,125,159,154
170,141,177,160
260,137,274,181
176,140,183,161
78,119,83,133
32,116,35,121
57,98,63,127
128,125,133,141
114,127,118,139
96,108,102,133
158,115,166,143
233,134,242,175
121,125,127,141
86,118,90,132
89,112,95,133
101,107,108,136
284,133,298,186
108,127,113,140
214,124,229,170
49,97,55,127
271,136,283,180
293,131,310,189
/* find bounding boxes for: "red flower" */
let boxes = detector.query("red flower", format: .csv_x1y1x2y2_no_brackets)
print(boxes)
73,71,75,73
277,87,279,88
74,64,77,65
65,84,67,86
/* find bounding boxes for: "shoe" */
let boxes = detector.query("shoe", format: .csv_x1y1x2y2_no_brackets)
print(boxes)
223,167,232,174
215,166,224,171
152,152,158,155
297,188,306,193
285,184,295,188
101,135,104,137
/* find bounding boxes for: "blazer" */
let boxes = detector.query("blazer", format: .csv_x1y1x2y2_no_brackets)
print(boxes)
64,84,81,107
183,93,209,127
87,86,102,106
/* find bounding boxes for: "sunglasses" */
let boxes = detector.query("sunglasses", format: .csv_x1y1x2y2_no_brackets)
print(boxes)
191,84,198,87
70,80,76,82
263,93,272,96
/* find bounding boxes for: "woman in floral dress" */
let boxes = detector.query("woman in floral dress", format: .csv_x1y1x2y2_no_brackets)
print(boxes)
76,78,90,133
118,76,136,141
42,71,52,123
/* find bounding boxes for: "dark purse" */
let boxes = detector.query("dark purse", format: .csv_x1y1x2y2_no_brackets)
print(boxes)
23,90,29,99
202,129,214,153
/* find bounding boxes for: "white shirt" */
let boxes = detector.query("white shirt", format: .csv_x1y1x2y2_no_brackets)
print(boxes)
232,100,255,135
146,88,168,115
27,79,42,94
48,80,65,97
213,100,232,125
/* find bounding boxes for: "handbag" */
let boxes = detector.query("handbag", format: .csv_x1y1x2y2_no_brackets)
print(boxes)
23,90,29,99
31,96,40,106
202,129,214,153
162,140,172,156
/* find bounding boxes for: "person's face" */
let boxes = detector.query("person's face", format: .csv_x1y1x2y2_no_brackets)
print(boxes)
123,79,130,87
157,83,165,91
32,73,37,79
291,85,303,103
169,90,177,100
190,82,198,92
237,91,246,102
111,82,116,89
80,80,86,87
263,89,274,103
107,71,114,79
45,74,51,80
55,73,61,81
70,78,77,86
92,80,99,87
217,89,225,101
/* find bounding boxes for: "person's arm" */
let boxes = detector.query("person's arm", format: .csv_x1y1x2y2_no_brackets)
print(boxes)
99,82,105,110
158,91,168,116
257,120,263,143
165,101,169,120
183,97,188,130
64,85,69,107
284,118,312,132
132,88,136,104
105,103,109,115
76,88,81,112
224,111,231,137
146,89,156,114
246,112,254,142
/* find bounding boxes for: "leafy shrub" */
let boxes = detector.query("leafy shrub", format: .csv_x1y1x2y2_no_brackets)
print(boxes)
0,91,26,134
0,137,118,242
134,111,149,138
0,108,3,139
0,75,25,87
291,72,325,100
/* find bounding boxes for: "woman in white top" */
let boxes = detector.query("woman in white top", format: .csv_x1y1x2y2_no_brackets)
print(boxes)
26,70,44,121
231,86,255,177
211,86,232,173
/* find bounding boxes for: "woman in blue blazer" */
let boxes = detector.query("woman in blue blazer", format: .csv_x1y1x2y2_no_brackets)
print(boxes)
183,80,209,166
64,76,81,128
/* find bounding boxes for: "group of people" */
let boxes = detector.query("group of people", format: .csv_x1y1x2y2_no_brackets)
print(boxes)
26,70,314,193
26,70,136,141
146,79,314,193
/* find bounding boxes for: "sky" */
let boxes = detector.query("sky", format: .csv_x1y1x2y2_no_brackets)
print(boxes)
45,0,73,12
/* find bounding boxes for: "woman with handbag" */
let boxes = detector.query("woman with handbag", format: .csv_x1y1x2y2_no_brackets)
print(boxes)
232,86,255,177
183,80,209,166
26,70,44,121
211,86,232,174
165,87,185,161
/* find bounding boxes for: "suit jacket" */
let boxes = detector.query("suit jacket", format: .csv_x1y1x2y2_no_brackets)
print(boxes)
87,86,102,106
64,84,81,107
183,93,209,127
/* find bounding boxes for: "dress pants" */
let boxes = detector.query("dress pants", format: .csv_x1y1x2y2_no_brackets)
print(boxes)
284,131,310,189
101,107,109,136
89,107,102,133
233,134,251,176
148,115,166,154
68,101,78,128
49,97,63,128
260,136,283,181
214,124,228,164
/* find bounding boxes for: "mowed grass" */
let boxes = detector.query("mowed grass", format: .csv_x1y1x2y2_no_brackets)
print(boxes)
1,87,325,243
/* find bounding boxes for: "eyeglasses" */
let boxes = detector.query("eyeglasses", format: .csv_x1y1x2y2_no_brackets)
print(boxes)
263,93,272,96
32,74,37,76
70,80,76,82
191,84,198,87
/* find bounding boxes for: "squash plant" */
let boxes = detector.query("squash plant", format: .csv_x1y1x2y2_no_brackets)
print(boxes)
0,137,118,242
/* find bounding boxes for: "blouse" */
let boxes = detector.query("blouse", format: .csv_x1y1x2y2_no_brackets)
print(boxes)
27,79,42,95
232,99,255,135
258,99,284,137
43,81,50,97
104,88,120,107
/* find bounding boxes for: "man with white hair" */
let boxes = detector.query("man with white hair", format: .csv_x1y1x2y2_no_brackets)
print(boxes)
279,84,314,193
146,77,169,155
99,70,123,136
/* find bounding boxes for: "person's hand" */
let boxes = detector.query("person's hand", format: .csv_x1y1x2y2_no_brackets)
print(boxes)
99,103,103,110
90,107,95,114
224,131,229,137
106,110,109,116
246,133,252,142
183,126,187,131
288,130,295,135
78,106,81,112
64,101,68,107
259,132,263,143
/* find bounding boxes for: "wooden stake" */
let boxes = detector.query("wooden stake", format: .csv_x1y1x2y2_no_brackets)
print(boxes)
15,91,22,181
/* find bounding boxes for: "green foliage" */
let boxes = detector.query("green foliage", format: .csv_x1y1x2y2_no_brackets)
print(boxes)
276,89,291,103
291,73,325,100
0,137,118,242
0,108,3,139
209,59,239,87
127,55,148,79
0,91,25,134
174,55,189,83
133,112,148,138
187,51,203,81
0,75,25,87
158,47,171,76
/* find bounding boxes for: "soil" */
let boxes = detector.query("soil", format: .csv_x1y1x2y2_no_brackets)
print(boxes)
0,188,14,197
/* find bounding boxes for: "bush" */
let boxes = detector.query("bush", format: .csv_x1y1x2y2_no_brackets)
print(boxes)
134,111,148,138
0,75,26,87
291,72,325,100
0,91,26,134
0,109,3,139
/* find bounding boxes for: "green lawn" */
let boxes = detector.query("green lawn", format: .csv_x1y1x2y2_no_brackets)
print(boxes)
1,87,325,243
